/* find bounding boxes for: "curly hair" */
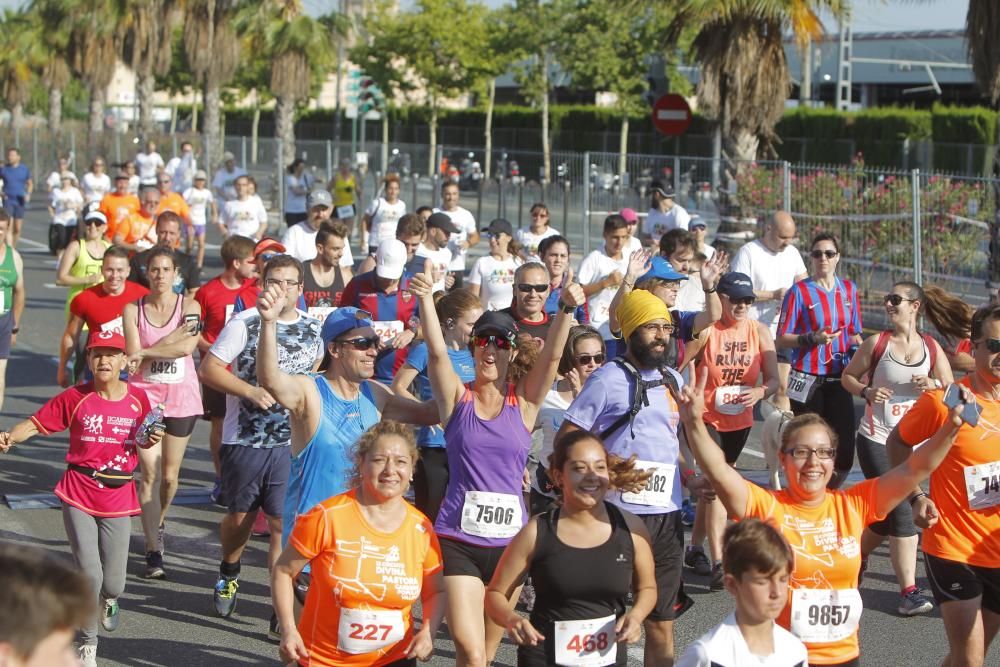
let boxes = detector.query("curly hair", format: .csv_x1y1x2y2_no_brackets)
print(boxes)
507,336,539,384
548,430,653,494
350,421,419,489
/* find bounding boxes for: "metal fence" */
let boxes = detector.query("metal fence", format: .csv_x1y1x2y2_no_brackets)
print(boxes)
4,125,996,329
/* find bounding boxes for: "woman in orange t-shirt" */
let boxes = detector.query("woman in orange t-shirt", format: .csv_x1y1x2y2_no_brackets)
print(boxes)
685,271,779,588
677,367,965,666
272,421,445,667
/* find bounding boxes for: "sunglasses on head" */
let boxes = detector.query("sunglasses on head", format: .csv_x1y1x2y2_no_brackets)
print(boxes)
517,283,548,293
575,353,605,365
810,249,838,259
259,252,281,262
980,338,1000,354
471,334,515,350
337,336,379,351
884,293,916,307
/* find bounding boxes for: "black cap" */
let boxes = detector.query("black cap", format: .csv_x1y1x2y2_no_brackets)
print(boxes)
650,180,674,198
472,311,519,340
427,212,460,234
482,218,514,237
717,272,756,300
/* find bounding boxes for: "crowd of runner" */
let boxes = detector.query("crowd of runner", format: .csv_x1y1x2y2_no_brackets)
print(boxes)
0,144,997,667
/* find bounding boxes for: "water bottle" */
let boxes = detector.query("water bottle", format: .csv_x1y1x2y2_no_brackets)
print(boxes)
135,403,166,449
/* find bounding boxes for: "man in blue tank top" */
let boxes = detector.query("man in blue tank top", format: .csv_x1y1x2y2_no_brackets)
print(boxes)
557,289,714,667
255,298,439,550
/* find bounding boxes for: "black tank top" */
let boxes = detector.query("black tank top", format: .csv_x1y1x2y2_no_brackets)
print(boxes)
301,260,344,308
519,502,633,667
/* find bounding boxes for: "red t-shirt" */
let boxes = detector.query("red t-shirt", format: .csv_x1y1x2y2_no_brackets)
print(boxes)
31,382,151,518
69,282,149,335
195,275,253,344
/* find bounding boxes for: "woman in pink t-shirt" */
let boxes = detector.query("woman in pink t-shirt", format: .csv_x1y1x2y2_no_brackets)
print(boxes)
123,246,202,580
0,330,160,666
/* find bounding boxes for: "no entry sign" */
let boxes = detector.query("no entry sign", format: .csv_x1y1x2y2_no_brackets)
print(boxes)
652,94,692,136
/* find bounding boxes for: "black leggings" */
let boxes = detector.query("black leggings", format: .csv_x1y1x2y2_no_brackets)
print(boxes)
790,376,857,487
856,434,917,538
705,425,751,465
414,447,448,523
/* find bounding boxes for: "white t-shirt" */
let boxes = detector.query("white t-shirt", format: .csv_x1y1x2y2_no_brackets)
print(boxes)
576,248,629,329
279,220,354,268
468,254,521,311
675,274,705,313
625,235,643,258
183,186,215,228
47,170,76,191
440,206,478,271
284,173,314,214
698,244,717,262
365,197,407,247
516,226,560,263
222,198,267,238
166,154,196,193
532,384,571,496
415,243,453,292
647,204,691,241
676,613,808,667
134,151,164,184
50,187,84,226
127,174,140,195
730,239,807,335
82,172,111,204
212,167,247,201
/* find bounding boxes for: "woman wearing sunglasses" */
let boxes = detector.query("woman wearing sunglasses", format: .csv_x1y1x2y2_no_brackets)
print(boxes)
684,272,779,590
468,218,523,311
408,268,585,667
840,281,952,616
677,366,966,667
776,233,863,489
530,325,607,515
391,289,483,521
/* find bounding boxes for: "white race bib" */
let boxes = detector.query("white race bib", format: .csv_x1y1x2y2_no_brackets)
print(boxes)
100,316,124,336
337,607,405,655
308,306,337,322
714,385,750,415
336,204,355,219
460,491,522,539
790,588,862,644
882,397,916,429
620,460,676,508
963,460,1000,511
373,320,404,345
142,358,184,384
787,370,817,404
554,615,617,667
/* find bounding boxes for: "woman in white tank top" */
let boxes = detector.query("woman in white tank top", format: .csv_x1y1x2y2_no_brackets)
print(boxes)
841,281,953,616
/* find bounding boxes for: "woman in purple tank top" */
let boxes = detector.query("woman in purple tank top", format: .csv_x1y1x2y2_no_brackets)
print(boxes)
409,269,586,666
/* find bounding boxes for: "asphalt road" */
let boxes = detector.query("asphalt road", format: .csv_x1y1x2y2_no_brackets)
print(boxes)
0,197,993,666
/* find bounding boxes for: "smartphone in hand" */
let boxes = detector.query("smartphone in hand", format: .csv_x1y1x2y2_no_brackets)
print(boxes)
943,383,980,427
183,314,201,335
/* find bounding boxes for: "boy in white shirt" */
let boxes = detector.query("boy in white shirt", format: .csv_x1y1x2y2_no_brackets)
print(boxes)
415,212,456,292
678,519,808,667
182,169,217,268
576,214,630,335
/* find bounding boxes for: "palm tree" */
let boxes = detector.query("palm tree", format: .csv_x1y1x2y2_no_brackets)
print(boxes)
27,0,72,141
966,0,1000,284
0,10,39,130
120,0,180,138
64,0,122,148
183,0,242,171
238,0,334,166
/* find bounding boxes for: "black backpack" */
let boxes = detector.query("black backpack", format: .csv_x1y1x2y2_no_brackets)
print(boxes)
599,357,680,440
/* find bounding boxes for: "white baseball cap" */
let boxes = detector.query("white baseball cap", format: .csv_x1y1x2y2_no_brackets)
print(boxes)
375,239,407,280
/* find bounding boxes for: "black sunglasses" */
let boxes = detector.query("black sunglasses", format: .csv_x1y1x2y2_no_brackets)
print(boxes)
517,283,548,293
337,336,379,351
810,249,839,259
884,294,916,307
471,334,515,350
729,296,755,306
981,338,1000,354
575,353,605,365
84,218,105,226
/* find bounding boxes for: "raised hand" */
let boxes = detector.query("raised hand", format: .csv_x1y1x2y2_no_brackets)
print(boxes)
625,248,653,283
256,282,287,322
700,250,729,289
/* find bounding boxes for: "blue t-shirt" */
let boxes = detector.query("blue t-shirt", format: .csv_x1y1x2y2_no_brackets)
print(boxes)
404,342,476,447
563,361,685,514
0,164,31,199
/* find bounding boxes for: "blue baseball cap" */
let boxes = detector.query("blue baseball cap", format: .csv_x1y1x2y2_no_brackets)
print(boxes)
638,256,688,283
321,307,374,344
717,272,756,300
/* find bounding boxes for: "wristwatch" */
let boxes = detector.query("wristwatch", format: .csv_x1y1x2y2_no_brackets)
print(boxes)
559,301,575,314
